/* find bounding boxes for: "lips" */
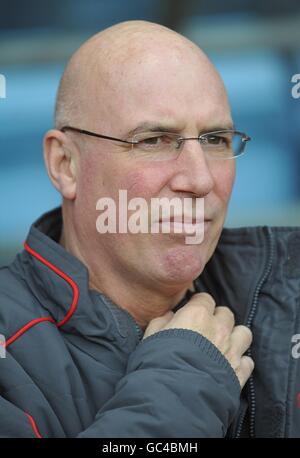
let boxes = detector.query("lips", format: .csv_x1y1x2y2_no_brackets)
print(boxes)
156,217,211,236
159,216,210,224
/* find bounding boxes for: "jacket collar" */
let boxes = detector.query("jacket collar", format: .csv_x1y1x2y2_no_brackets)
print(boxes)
21,207,300,333
21,207,142,348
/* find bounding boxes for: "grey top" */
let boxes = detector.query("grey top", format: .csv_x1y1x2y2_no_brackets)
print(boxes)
0,207,299,437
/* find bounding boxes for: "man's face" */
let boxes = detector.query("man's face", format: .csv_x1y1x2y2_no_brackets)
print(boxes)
74,45,235,291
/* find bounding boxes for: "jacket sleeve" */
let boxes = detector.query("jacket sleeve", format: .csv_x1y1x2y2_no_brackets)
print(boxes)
77,329,241,438
0,396,41,438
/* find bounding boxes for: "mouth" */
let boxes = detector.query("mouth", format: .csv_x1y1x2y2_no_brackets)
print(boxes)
158,216,212,224
155,217,212,235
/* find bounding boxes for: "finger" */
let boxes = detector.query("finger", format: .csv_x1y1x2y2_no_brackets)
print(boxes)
214,306,235,331
236,356,255,389
188,292,216,315
143,311,174,339
230,325,253,356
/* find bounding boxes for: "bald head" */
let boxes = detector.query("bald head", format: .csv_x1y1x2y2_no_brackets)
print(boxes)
45,20,235,311
54,20,226,131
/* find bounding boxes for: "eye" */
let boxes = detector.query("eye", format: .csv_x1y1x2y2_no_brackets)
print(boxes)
206,135,228,146
141,136,161,146
139,134,174,148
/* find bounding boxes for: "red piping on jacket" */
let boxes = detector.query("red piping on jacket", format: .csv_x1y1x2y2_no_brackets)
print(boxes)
25,413,42,438
5,317,56,347
4,241,79,348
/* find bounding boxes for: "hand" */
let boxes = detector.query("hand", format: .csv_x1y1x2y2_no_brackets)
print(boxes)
143,292,254,388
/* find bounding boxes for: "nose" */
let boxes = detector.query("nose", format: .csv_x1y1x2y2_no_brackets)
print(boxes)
168,138,215,197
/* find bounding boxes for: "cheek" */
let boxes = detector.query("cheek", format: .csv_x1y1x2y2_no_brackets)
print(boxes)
211,161,235,204
77,153,118,199
118,165,168,200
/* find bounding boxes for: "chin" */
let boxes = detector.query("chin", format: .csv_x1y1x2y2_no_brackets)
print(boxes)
156,244,209,285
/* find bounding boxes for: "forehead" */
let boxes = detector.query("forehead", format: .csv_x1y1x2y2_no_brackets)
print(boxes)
91,42,231,134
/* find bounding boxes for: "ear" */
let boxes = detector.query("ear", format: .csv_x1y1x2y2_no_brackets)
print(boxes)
43,129,78,200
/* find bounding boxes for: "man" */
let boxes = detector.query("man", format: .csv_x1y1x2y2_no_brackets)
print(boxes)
0,20,299,438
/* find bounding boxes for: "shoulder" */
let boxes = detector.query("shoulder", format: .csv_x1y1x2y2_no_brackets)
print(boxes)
0,255,48,346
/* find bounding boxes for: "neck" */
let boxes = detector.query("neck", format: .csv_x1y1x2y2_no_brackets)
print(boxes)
60,212,194,330
89,270,193,330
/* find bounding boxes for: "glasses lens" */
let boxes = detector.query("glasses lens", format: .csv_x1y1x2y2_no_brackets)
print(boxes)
131,130,249,161
131,132,181,161
200,131,247,158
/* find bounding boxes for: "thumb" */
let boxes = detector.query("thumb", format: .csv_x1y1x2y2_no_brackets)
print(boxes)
143,310,174,339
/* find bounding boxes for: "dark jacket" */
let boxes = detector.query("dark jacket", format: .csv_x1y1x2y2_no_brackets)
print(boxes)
0,207,299,438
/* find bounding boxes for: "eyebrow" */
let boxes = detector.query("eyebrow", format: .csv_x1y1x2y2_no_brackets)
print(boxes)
201,123,236,134
126,121,236,138
126,122,183,137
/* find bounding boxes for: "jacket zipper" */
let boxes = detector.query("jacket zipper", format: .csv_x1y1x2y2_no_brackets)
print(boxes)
134,321,143,340
122,308,144,341
235,227,275,438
